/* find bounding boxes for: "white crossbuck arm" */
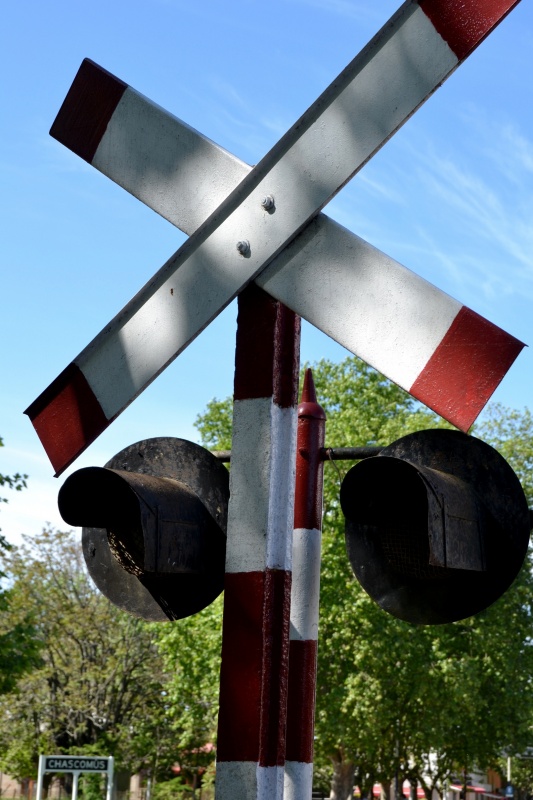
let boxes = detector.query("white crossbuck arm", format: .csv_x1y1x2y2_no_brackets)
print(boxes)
26,0,524,474
46,59,524,433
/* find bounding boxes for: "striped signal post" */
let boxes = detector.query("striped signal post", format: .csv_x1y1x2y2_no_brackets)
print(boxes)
216,285,301,800
26,0,526,476
285,369,326,800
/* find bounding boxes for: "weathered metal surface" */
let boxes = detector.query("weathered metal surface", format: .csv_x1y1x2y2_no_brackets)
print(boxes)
58,437,229,622
40,63,522,441
27,0,526,476
216,285,300,800
212,446,381,462
321,446,382,461
340,429,530,624
285,369,326,800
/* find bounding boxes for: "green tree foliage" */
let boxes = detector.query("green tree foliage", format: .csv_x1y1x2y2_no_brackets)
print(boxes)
0,435,27,496
0,528,169,781
0,436,37,695
154,599,223,796
194,398,233,453
308,358,445,798
477,404,533,499
159,358,533,800
500,756,533,800
0,434,28,564
158,598,222,757
149,401,231,793
307,361,533,799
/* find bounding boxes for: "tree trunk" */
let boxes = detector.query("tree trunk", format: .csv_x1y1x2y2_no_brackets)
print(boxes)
330,759,355,800
381,779,392,800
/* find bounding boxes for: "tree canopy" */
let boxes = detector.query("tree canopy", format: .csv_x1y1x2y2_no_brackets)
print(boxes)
0,528,169,782
1,364,532,800
0,435,27,498
0,434,27,561
0,436,36,696
182,356,533,800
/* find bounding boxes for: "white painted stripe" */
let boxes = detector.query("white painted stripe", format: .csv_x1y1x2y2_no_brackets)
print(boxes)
226,399,296,573
284,761,314,800
66,3,458,424
267,404,297,571
226,397,272,574
92,87,249,235
85,94,463,403
214,762,286,800
290,528,322,642
257,765,285,800
259,214,462,391
87,97,464,402
94,5,455,243
216,762,257,799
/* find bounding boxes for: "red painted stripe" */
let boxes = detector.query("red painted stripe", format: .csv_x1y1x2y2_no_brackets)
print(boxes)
419,0,520,61
234,284,301,407
50,59,127,163
217,572,263,763
217,570,291,765
285,639,318,763
259,568,292,768
410,307,524,432
294,370,326,531
24,363,109,475
273,302,301,409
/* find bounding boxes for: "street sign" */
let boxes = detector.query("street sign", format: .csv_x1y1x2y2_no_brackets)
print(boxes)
42,756,110,772
26,0,524,475
36,755,114,800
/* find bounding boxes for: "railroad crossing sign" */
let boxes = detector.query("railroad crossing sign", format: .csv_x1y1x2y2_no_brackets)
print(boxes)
26,0,524,475
27,2,528,800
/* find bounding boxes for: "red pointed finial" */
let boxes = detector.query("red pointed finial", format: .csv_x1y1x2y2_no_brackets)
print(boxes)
298,369,326,419
301,368,317,403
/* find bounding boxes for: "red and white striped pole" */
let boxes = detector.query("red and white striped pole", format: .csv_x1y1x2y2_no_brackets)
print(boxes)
285,369,326,800
215,284,301,800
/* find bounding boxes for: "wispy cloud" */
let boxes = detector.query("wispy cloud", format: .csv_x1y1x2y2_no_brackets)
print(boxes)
355,171,407,204
197,73,296,161
341,108,533,307
287,0,391,24
258,113,292,139
209,75,251,113
415,150,533,286
458,105,533,186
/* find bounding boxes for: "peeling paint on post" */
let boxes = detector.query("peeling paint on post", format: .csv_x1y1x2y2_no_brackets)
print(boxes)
215,285,301,800
285,369,326,799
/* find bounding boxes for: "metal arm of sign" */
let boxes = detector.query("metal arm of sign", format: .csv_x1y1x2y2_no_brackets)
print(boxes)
45,60,523,437
27,0,523,474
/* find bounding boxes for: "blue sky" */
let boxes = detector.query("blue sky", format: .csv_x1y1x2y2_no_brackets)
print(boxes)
2,0,533,543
